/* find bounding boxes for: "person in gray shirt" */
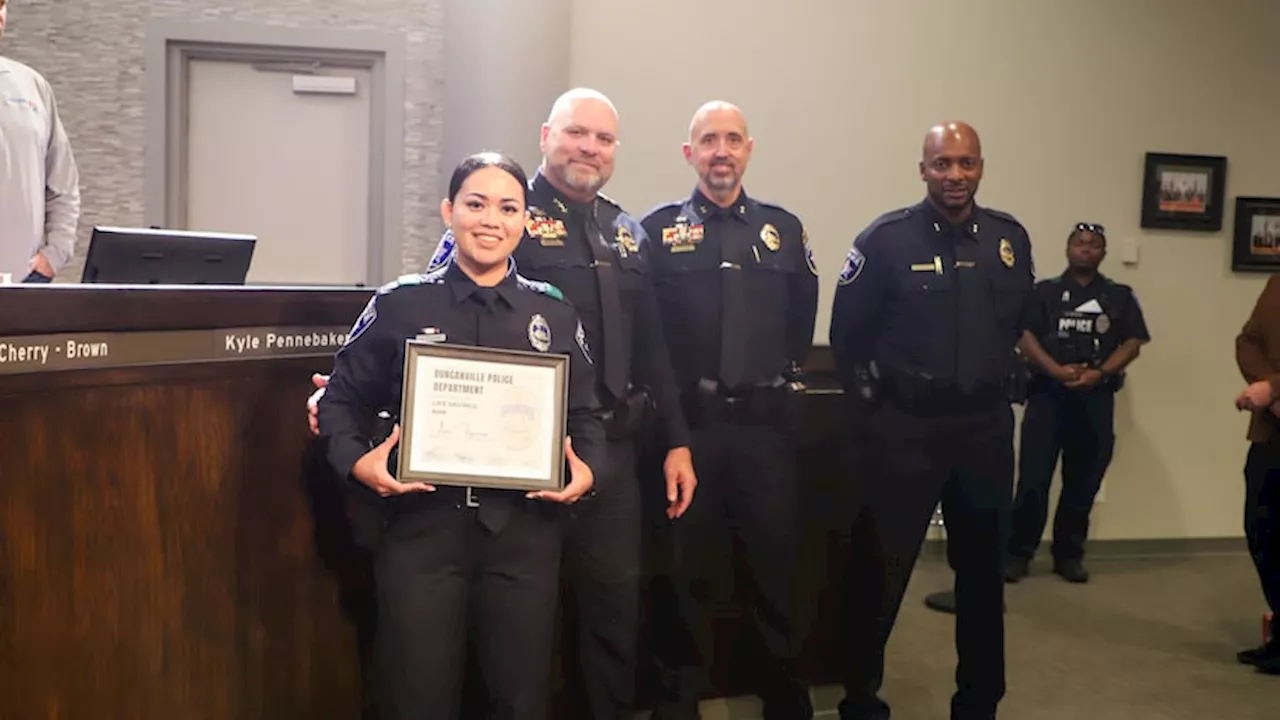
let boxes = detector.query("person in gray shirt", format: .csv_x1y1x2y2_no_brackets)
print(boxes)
0,0,80,283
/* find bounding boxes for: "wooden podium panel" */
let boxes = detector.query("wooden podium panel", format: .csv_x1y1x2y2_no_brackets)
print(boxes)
0,285,858,719
0,285,376,720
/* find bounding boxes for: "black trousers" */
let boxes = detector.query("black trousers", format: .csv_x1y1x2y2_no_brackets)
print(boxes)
1008,387,1116,562
376,491,564,720
650,421,803,708
840,400,1013,720
561,439,642,720
1244,439,1280,616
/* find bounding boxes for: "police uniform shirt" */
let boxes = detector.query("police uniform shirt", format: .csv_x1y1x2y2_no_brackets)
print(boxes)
1024,272,1150,370
640,188,820,389
0,56,80,278
317,257,606,488
431,169,692,448
830,200,1034,392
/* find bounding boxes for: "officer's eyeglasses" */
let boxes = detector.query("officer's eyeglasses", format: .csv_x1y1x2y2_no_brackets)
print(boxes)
1073,222,1106,240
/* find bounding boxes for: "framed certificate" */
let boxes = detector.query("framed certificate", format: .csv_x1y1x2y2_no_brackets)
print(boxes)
396,340,569,491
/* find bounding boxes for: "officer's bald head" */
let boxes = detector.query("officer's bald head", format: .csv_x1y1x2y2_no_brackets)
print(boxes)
919,121,984,219
540,88,620,202
684,100,753,204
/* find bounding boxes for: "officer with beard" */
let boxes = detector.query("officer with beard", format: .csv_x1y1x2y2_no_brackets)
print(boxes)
830,121,1033,720
640,100,819,720
1005,222,1149,585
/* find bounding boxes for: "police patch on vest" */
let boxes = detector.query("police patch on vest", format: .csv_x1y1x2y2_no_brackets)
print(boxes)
1095,313,1110,334
426,231,456,272
838,245,865,286
528,314,552,352
760,223,781,252
999,238,1015,268
574,321,593,364
803,230,818,277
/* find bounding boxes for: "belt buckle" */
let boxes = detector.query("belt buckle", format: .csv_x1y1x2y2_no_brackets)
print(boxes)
465,487,480,508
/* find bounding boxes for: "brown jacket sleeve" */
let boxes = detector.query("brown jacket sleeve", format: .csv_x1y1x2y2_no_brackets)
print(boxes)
1237,274,1280,389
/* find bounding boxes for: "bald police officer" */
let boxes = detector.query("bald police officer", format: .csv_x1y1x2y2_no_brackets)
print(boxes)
641,100,819,720
831,122,1033,720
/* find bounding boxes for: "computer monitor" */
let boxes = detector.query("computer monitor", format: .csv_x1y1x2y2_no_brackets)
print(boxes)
80,226,257,285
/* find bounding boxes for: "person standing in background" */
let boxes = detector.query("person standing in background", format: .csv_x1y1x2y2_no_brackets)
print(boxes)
1005,222,1150,584
0,0,81,283
1234,273,1280,676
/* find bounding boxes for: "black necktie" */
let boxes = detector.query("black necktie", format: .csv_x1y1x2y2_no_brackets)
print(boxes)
469,287,512,534
719,216,747,389
584,206,627,400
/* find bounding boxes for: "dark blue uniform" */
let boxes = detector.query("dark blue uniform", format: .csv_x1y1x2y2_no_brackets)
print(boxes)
1008,273,1150,566
830,200,1033,720
430,169,691,719
640,188,819,718
317,258,605,720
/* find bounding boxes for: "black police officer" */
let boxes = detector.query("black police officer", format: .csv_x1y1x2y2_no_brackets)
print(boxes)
514,88,696,720
1006,222,1150,584
640,100,819,720
316,152,605,719
830,121,1033,720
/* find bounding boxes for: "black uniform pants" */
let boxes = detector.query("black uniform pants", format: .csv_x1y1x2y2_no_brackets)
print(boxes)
1008,387,1115,563
1244,438,1280,616
375,492,564,720
651,421,802,708
840,400,1013,720
561,439,642,720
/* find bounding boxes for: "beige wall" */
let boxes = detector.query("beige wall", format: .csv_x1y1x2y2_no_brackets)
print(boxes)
569,0,1280,541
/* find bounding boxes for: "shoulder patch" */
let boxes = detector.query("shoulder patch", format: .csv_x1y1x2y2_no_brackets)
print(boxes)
838,244,866,286
516,274,565,302
426,231,456,272
803,229,819,277
343,295,379,347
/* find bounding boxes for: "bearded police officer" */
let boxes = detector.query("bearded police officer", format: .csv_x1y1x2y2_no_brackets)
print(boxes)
831,121,1033,720
640,100,819,720
1005,222,1149,585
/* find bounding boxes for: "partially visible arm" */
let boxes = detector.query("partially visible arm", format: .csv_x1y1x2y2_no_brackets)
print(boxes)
317,295,394,480
631,228,691,450
1018,330,1071,383
564,317,607,481
828,231,885,386
38,78,80,275
786,223,820,369
1236,276,1280,386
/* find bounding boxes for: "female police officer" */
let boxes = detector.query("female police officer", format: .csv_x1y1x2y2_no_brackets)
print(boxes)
316,152,606,719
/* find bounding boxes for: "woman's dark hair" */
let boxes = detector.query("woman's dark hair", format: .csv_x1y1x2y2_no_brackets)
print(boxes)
447,151,529,205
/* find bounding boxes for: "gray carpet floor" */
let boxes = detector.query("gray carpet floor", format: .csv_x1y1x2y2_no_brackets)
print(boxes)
645,553,1278,719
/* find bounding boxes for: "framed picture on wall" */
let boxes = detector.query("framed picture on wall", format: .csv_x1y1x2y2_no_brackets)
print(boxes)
1232,197,1280,273
1140,152,1227,231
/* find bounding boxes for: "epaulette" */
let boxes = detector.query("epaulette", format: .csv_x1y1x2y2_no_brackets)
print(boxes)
516,274,566,302
860,206,914,240
642,199,685,221
376,266,447,295
596,192,624,210
756,200,801,224
981,206,1028,230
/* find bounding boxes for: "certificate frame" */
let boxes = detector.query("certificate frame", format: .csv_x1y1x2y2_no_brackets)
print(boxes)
396,340,569,491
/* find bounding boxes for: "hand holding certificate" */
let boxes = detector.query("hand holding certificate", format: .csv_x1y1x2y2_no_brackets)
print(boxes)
397,341,585,497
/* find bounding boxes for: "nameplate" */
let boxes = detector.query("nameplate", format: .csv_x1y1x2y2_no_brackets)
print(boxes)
0,326,351,375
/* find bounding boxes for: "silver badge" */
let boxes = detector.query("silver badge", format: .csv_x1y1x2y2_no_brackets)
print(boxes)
528,314,552,352
1095,313,1110,334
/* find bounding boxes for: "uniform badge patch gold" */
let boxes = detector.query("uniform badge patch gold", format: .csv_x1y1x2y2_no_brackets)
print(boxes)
761,223,781,252
999,238,1015,268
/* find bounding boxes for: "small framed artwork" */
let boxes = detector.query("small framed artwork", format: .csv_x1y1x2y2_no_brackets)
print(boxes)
1140,152,1227,231
1231,197,1280,273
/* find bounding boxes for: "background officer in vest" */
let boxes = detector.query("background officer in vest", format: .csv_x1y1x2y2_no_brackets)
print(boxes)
830,121,1033,720
1005,222,1150,584
640,100,819,720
